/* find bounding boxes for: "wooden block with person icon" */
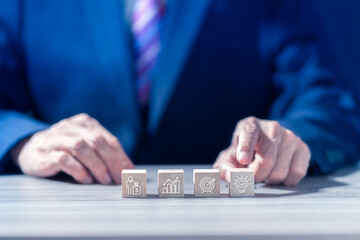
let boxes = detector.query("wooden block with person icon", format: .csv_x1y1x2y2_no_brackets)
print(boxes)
122,169,147,198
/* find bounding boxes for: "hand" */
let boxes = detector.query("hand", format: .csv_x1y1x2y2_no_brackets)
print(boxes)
213,117,311,186
12,113,134,184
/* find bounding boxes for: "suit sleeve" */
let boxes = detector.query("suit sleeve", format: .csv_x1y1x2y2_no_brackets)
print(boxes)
266,0,360,174
0,1,49,174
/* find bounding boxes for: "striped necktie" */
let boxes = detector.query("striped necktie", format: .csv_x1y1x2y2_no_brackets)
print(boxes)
131,0,164,106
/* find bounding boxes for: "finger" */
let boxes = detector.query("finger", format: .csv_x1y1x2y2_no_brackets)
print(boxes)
67,115,134,184
283,148,311,186
249,121,285,182
81,118,135,172
87,133,133,184
66,138,112,185
213,148,245,182
248,140,278,183
68,113,93,128
236,118,260,165
51,151,93,184
265,140,296,185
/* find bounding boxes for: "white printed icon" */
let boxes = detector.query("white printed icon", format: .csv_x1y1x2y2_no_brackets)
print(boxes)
162,177,181,194
233,174,252,193
126,176,142,196
199,177,216,194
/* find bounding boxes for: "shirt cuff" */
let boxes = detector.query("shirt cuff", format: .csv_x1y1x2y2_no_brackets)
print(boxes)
0,111,49,174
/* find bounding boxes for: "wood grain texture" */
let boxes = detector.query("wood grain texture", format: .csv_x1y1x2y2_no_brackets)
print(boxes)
0,164,360,240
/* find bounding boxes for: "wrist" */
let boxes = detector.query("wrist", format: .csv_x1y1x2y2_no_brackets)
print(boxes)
11,137,31,167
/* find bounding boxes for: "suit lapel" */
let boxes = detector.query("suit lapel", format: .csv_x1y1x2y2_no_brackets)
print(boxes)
148,0,211,134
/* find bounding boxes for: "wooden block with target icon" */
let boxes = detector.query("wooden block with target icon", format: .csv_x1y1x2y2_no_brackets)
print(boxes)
229,168,254,197
193,169,220,197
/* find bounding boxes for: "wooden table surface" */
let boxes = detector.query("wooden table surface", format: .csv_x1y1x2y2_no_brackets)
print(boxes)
0,164,359,240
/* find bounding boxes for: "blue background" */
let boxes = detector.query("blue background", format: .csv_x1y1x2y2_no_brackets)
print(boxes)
315,0,360,95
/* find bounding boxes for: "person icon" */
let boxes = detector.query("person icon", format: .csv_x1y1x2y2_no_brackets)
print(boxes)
126,176,141,196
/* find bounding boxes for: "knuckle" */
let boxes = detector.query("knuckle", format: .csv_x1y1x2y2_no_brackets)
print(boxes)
246,116,257,123
108,137,121,149
90,117,100,126
281,137,297,152
274,124,283,136
53,119,70,130
257,155,274,169
72,139,88,156
285,129,297,140
92,135,106,148
264,155,276,168
58,152,70,166
217,150,227,160
272,121,280,128
74,113,92,122
268,122,282,140
291,166,307,179
78,113,91,119
236,117,256,131
243,121,257,134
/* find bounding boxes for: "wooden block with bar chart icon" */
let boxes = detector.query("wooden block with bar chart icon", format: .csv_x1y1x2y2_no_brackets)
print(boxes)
193,169,220,197
122,169,147,198
158,169,184,198
229,168,254,197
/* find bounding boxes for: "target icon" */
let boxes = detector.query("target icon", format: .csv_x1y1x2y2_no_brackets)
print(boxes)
233,174,252,193
199,177,216,194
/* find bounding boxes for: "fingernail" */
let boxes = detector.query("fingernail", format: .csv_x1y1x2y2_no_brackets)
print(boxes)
103,174,112,184
84,176,93,184
237,151,250,164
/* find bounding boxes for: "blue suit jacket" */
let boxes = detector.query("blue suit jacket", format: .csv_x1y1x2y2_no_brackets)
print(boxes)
1,0,359,174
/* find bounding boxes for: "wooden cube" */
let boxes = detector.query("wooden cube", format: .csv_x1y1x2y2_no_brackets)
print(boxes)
158,169,184,198
229,168,254,197
193,169,220,197
122,169,147,198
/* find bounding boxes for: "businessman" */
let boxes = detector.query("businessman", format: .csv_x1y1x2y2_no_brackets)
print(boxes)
1,0,359,186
